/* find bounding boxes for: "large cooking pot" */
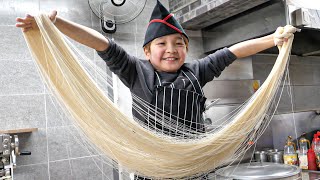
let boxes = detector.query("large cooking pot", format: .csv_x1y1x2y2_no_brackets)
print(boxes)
214,162,301,180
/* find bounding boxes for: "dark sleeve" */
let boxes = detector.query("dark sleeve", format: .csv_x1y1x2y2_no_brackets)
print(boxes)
197,47,237,85
97,38,138,88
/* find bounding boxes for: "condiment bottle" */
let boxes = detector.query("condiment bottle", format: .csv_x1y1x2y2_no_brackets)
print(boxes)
311,131,320,150
312,132,320,169
298,133,310,169
283,136,298,165
308,148,317,170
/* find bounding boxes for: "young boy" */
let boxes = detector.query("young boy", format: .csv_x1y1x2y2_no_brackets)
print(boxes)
16,2,292,137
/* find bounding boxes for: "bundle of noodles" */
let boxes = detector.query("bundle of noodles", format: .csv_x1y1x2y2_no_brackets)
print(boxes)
23,14,294,178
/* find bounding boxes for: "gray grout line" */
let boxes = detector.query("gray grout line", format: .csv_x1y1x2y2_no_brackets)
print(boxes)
16,154,101,168
0,59,34,61
66,126,73,177
17,162,48,167
0,93,51,97
44,94,51,180
50,154,100,163
0,93,48,97
47,125,74,129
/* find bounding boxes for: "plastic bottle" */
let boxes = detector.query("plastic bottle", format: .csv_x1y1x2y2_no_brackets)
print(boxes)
308,148,317,170
298,133,310,169
312,132,320,169
311,131,320,150
283,136,298,165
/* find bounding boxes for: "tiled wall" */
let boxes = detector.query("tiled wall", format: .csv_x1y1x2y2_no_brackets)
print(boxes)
0,0,205,179
253,54,320,114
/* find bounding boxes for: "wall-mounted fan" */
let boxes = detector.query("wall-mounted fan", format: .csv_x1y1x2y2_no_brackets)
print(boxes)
88,0,147,33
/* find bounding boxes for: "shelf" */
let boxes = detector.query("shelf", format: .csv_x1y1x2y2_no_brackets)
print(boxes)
0,128,38,134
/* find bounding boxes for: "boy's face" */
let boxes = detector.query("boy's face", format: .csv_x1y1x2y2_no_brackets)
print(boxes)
144,33,187,73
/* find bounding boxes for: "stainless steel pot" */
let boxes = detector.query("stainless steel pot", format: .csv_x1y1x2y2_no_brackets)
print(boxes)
214,162,301,180
267,151,284,163
254,151,267,162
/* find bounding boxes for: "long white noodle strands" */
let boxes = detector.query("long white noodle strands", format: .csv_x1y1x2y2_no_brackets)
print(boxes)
22,14,294,178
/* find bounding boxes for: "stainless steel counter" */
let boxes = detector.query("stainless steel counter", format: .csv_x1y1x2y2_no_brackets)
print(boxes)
302,170,320,180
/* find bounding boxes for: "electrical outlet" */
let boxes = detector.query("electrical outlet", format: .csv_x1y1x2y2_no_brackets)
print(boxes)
294,8,311,26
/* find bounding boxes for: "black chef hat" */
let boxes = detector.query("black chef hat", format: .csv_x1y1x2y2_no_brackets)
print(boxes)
143,0,189,47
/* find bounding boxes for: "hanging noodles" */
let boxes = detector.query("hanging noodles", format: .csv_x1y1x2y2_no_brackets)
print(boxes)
22,14,295,178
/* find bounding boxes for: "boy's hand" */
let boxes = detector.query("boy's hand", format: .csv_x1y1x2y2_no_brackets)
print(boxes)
273,25,299,47
15,10,57,32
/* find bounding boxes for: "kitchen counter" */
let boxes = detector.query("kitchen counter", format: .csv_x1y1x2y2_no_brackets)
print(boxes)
302,170,320,180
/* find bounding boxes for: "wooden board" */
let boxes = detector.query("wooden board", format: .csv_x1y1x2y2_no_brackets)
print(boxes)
0,128,38,134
